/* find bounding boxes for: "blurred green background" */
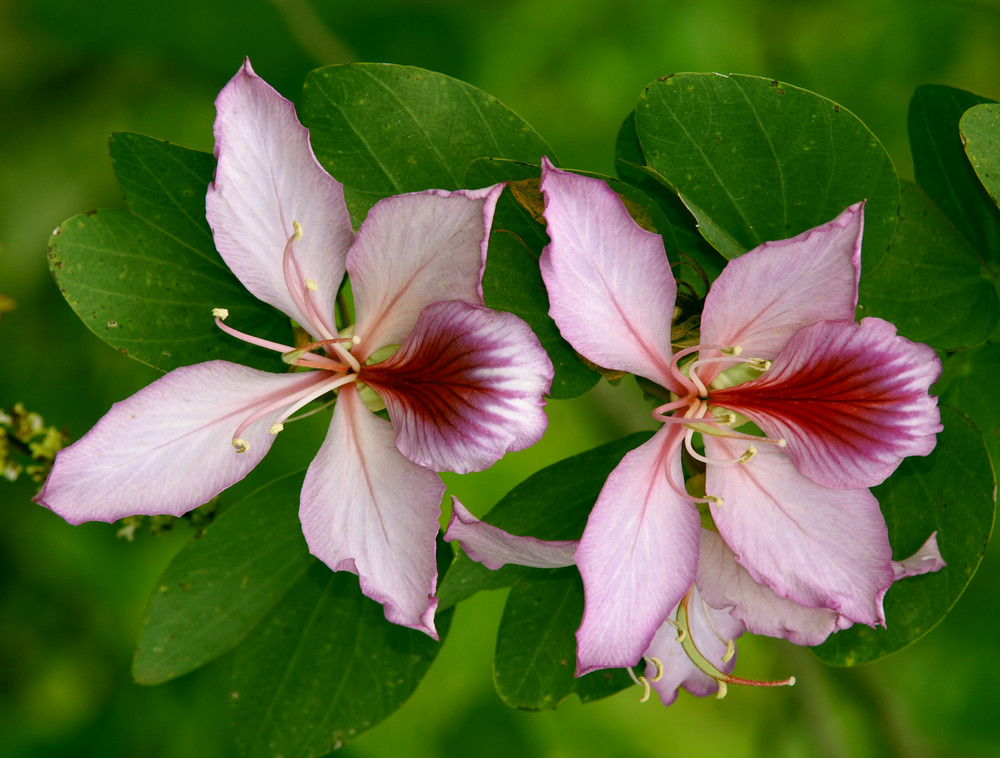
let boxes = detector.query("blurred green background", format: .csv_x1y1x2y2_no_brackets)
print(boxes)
2,0,998,756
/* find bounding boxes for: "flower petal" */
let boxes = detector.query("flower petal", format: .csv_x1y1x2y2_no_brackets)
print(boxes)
696,530,846,646
444,499,578,569
705,437,894,627
893,532,947,581
645,586,744,706
348,185,504,360
300,386,444,637
711,317,943,489
699,204,863,382
574,426,701,674
362,301,553,474
539,158,681,391
35,361,325,524
206,59,353,336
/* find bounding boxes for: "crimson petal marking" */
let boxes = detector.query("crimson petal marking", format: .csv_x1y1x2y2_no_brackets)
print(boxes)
300,386,444,637
710,317,943,489
696,530,846,646
574,426,701,675
705,437,894,627
206,59,353,336
348,186,503,361
35,361,326,524
645,585,744,706
362,301,553,474
699,203,863,385
539,158,682,392
444,499,578,569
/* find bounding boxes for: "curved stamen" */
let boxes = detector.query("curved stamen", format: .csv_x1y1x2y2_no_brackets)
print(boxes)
625,665,653,704
675,590,796,696
281,223,337,342
231,372,357,445
661,424,724,507
684,431,756,466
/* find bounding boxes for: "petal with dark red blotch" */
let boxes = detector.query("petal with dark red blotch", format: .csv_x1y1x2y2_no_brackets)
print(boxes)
710,317,942,489
362,301,553,474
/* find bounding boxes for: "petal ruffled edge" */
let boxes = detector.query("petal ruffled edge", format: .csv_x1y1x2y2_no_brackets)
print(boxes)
300,386,445,637
362,301,553,474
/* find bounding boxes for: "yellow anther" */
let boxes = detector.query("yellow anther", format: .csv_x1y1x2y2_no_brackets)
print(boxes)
675,627,688,643
716,681,728,700
305,278,318,291
707,495,724,507
213,307,230,320
720,345,743,357
748,358,772,371
722,639,736,664
268,423,284,435
637,676,652,704
649,657,664,682
232,438,250,453
352,335,361,345
738,445,758,464
776,438,788,448
293,220,303,241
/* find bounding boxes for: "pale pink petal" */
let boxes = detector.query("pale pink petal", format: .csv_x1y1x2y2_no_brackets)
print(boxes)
711,317,943,489
574,426,701,674
893,532,946,580
35,362,326,524
300,386,444,637
697,530,847,646
206,59,353,336
444,499,578,569
699,204,863,384
645,586,744,705
539,158,682,392
705,437,894,627
362,301,553,474
348,185,504,360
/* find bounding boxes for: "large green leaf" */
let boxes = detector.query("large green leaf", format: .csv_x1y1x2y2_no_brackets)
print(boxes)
859,181,998,350
230,563,452,758
908,85,1000,269
940,342,1000,467
300,63,553,223
133,472,313,685
635,74,899,268
48,133,289,372
961,102,1000,211
438,431,653,610
814,406,995,666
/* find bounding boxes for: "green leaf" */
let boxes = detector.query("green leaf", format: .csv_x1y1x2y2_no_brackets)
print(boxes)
438,432,653,610
48,133,289,372
908,85,1000,269
494,568,582,709
859,181,998,350
939,342,1000,467
635,74,899,268
960,102,1000,210
231,563,452,757
493,569,635,710
133,472,313,685
300,63,553,223
813,406,995,666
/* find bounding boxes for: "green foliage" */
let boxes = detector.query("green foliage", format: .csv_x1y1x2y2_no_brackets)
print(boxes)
47,134,290,373
815,407,995,666
632,74,899,268
961,102,1000,210
299,64,554,224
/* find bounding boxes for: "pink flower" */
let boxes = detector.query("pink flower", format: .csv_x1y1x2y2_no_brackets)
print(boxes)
537,159,942,674
445,501,943,705
34,61,554,638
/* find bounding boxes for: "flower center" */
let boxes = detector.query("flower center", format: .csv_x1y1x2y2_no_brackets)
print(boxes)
212,222,364,453
651,343,786,507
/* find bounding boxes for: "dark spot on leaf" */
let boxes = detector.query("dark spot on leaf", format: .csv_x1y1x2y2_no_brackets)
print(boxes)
834,104,841,113
85,209,97,216
179,582,192,591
